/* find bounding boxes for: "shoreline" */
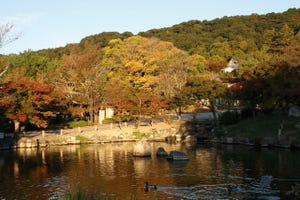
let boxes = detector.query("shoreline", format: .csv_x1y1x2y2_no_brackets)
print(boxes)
7,122,182,150
1,120,300,151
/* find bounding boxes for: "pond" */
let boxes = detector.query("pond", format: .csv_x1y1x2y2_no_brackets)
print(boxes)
0,142,299,199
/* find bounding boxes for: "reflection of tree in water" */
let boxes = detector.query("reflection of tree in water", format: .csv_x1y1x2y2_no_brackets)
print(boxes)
1,143,299,199
0,148,68,199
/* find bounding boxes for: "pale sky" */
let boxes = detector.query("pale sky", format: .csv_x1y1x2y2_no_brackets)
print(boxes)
1,0,299,54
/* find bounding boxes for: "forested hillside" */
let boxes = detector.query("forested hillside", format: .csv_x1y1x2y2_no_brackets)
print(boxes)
140,8,300,53
0,8,299,132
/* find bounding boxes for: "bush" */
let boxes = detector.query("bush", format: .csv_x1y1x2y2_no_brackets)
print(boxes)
68,120,90,128
163,116,174,124
291,183,300,199
63,190,116,200
133,131,146,139
241,107,257,119
75,135,89,142
219,111,240,125
102,118,115,124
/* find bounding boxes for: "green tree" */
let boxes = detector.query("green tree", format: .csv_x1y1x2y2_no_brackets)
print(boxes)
263,24,295,63
236,63,283,113
186,74,227,124
7,50,58,79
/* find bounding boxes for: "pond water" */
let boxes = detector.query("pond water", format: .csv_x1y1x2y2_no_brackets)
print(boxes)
0,142,299,200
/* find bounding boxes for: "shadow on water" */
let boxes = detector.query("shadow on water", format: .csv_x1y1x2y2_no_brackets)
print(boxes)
167,160,189,169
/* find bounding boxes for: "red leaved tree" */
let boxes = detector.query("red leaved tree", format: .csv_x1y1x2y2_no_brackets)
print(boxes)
0,78,56,133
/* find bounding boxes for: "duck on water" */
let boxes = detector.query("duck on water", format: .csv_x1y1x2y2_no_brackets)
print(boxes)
144,181,157,192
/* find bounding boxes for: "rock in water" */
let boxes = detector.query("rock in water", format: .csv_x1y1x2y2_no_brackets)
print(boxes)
167,150,189,161
156,147,168,157
259,175,273,189
133,141,151,157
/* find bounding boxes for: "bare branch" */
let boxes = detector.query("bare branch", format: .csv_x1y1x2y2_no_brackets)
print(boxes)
0,23,20,49
0,64,9,77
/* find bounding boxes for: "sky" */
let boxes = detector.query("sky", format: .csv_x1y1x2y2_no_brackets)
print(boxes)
1,0,300,54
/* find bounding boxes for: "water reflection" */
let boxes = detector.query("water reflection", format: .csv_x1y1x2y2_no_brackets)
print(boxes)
0,143,299,199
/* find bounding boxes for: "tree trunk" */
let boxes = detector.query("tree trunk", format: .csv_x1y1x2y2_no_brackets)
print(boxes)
176,106,182,120
13,120,20,133
13,120,21,138
209,99,218,126
135,96,142,128
89,110,95,123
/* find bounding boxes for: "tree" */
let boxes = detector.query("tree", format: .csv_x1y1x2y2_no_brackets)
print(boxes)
0,76,57,133
186,74,227,124
4,50,58,80
235,63,286,113
263,24,295,64
103,36,194,124
52,45,109,123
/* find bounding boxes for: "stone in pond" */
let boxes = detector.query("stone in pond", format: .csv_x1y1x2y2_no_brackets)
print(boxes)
156,147,168,157
133,141,151,157
167,150,189,161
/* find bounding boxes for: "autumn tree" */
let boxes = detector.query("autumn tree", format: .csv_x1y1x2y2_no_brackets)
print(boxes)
103,36,195,124
0,74,57,133
52,45,109,123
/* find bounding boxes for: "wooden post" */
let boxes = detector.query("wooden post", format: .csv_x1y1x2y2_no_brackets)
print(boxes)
278,128,282,140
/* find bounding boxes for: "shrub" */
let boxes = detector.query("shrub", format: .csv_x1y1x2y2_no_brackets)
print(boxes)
241,107,257,118
75,135,89,142
68,120,90,128
219,111,240,125
63,190,116,200
133,131,146,139
291,183,300,199
102,118,114,124
163,116,174,124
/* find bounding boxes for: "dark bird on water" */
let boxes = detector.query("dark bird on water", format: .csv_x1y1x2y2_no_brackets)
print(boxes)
144,181,157,192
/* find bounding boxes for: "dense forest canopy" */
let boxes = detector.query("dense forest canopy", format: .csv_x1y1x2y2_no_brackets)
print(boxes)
0,8,299,132
139,8,300,52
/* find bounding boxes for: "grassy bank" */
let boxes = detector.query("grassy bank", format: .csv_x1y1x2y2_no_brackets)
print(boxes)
217,110,300,142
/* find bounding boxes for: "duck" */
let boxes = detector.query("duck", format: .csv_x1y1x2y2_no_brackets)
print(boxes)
144,181,157,192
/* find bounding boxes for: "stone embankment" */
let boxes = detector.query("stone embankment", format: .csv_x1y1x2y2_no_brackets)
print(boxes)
13,121,184,149
210,136,300,150
1,118,299,150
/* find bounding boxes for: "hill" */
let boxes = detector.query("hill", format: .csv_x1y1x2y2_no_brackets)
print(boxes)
139,8,300,55
27,8,300,60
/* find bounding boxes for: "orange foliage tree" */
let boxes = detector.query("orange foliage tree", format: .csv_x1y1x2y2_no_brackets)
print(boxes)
51,45,109,123
0,78,56,133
